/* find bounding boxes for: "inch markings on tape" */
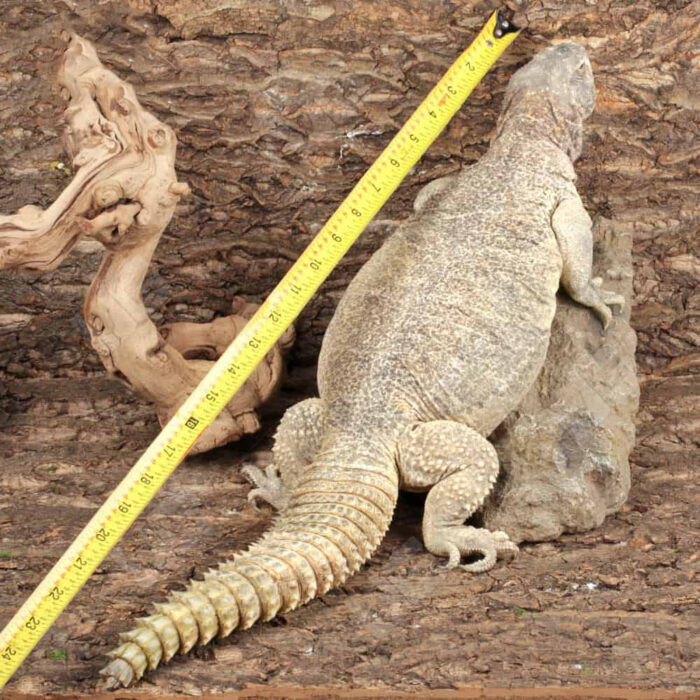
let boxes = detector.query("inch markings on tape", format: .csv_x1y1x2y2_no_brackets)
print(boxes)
0,9,519,688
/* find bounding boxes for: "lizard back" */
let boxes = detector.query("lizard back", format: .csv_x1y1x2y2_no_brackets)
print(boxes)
318,141,569,440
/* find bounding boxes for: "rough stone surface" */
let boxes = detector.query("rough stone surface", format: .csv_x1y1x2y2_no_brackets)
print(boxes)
483,218,639,542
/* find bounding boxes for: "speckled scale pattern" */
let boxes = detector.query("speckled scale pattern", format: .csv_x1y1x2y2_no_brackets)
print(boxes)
101,43,625,687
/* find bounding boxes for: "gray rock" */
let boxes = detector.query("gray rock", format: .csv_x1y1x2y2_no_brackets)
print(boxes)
482,217,639,543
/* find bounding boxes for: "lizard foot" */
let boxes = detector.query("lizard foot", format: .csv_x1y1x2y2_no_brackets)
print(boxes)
592,278,626,311
587,278,625,330
426,525,518,573
242,464,289,511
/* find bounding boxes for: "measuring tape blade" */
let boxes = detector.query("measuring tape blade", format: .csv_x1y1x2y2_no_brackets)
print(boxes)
0,9,518,687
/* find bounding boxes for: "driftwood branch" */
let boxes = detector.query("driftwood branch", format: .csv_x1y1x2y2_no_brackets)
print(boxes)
0,34,293,453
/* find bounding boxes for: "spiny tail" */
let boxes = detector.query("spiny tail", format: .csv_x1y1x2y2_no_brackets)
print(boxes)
100,464,398,687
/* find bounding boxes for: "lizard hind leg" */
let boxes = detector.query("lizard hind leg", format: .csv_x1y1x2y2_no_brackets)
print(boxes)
397,421,518,573
243,397,324,511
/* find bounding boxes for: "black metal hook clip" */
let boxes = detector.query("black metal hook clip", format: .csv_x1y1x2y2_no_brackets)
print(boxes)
494,9,520,39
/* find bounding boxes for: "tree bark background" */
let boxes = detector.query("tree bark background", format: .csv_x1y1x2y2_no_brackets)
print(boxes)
0,0,697,385
0,0,698,695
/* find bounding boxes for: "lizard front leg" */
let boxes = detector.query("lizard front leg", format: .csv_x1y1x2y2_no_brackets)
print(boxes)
243,397,324,510
552,196,625,329
413,175,456,214
397,421,518,572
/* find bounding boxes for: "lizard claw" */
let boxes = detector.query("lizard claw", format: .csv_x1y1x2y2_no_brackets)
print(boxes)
599,289,625,312
594,303,613,330
592,278,626,310
426,525,518,573
242,464,289,511
591,280,625,328
593,291,625,331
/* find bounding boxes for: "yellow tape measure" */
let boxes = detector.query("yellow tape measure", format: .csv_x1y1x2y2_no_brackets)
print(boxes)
0,9,518,688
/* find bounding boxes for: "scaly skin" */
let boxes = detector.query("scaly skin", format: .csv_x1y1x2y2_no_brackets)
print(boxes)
101,42,624,687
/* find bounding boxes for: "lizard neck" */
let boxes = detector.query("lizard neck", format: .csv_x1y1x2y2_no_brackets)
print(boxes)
490,92,585,173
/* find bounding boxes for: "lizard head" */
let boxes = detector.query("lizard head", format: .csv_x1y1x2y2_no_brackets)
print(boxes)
497,42,595,161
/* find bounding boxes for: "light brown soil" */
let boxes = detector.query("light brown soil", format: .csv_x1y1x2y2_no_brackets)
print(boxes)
5,685,700,700
0,368,698,696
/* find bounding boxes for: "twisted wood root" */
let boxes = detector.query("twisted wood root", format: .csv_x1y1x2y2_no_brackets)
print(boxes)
0,34,293,453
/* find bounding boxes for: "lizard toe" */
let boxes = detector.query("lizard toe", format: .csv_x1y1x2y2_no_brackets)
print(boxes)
594,303,613,330
242,464,289,510
427,525,517,573
601,289,625,311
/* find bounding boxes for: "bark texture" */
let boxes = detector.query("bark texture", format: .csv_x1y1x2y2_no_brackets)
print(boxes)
0,0,696,378
0,0,698,695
